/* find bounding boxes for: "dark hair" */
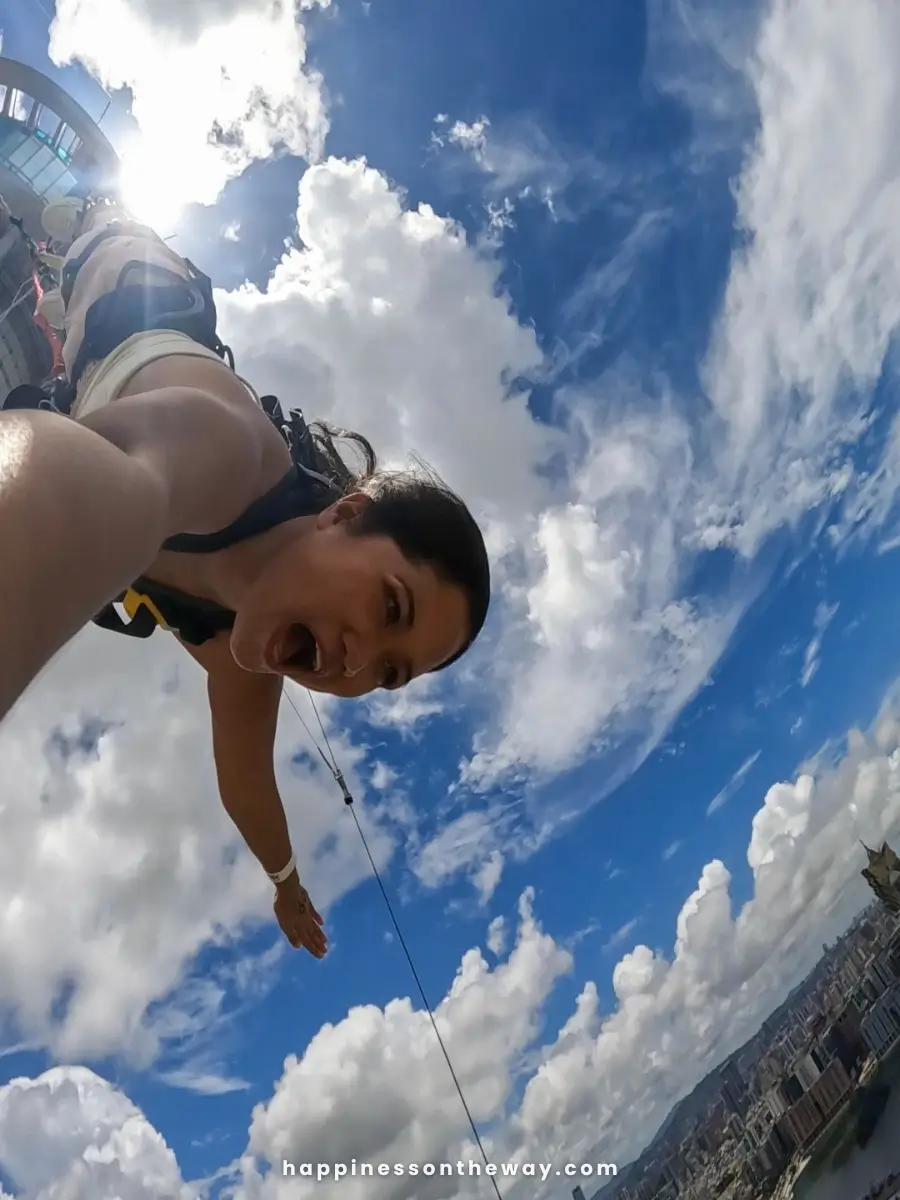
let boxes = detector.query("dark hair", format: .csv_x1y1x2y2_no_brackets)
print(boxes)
308,421,490,670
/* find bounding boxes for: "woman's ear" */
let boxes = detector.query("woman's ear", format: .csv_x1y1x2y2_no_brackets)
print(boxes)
315,492,374,529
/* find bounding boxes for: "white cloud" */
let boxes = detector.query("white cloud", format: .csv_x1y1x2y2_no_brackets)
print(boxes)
433,112,616,226
412,811,501,893
370,762,398,791
486,916,506,957
215,156,549,522
473,851,505,906
800,600,839,688
48,0,331,223
706,749,761,816
464,396,747,785
661,839,682,861
700,0,900,557
602,918,639,954
0,1067,194,1199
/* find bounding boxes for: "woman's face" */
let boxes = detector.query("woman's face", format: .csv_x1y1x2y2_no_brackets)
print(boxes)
229,496,471,697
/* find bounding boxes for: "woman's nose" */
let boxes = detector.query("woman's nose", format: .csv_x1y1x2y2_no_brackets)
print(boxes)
342,631,372,678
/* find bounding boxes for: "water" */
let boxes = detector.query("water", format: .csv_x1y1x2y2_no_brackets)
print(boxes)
800,1085,900,1200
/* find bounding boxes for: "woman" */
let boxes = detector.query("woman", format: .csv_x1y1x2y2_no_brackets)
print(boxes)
0,196,490,959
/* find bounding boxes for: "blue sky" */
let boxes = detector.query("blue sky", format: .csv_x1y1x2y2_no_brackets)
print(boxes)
2,0,900,1197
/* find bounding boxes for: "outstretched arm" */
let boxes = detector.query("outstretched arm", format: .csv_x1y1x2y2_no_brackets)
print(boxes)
183,634,327,958
0,384,270,720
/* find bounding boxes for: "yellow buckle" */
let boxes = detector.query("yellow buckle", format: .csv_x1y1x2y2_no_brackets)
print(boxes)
122,587,169,629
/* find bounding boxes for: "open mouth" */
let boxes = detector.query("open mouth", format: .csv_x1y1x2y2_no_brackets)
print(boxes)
278,623,322,674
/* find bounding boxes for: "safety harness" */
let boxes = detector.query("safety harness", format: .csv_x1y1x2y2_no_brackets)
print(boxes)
8,218,344,645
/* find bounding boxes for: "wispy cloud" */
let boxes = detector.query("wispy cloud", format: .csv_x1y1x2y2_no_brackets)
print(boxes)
156,1068,250,1095
432,113,613,225
800,601,839,688
662,840,682,862
707,750,761,816
603,918,638,954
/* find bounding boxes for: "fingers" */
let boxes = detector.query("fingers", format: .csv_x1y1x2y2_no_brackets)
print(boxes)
302,916,328,958
277,911,327,957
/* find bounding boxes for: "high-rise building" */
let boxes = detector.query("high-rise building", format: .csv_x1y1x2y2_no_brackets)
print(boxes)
0,56,120,396
719,1059,750,1119
861,841,900,913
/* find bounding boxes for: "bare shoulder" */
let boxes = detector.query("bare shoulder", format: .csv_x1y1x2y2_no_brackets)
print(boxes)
122,353,289,465
77,361,291,538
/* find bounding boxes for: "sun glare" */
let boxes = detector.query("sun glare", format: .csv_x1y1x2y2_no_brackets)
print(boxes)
117,143,187,235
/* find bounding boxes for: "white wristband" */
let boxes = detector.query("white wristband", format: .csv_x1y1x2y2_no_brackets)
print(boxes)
267,853,296,884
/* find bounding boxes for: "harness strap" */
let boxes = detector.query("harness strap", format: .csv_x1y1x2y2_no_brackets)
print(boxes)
61,224,233,391
95,577,237,645
161,466,328,554
91,467,329,643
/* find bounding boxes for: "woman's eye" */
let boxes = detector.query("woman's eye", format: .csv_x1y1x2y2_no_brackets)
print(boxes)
381,664,399,689
386,588,401,625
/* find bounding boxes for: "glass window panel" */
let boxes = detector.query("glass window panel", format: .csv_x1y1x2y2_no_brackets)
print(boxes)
55,127,79,158
36,106,60,139
31,158,68,195
8,138,42,170
21,145,56,183
43,171,79,202
10,91,33,123
0,129,29,159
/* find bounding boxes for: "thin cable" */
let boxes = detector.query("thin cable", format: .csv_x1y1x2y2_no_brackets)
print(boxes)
283,686,503,1200
0,278,36,328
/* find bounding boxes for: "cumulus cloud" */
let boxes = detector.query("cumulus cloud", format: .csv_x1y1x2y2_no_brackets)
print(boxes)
215,156,548,523
8,692,900,1197
48,0,331,221
0,1067,194,1199
235,887,570,1199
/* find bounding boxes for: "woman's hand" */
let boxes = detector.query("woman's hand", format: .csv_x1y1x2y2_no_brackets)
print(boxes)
273,872,327,958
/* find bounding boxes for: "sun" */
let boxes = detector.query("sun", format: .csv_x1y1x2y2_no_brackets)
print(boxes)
117,144,187,235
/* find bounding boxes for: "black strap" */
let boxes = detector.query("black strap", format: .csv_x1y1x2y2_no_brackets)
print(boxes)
91,600,160,639
162,465,328,554
93,577,236,645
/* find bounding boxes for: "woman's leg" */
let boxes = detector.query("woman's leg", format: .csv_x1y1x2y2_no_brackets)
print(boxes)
53,206,192,388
